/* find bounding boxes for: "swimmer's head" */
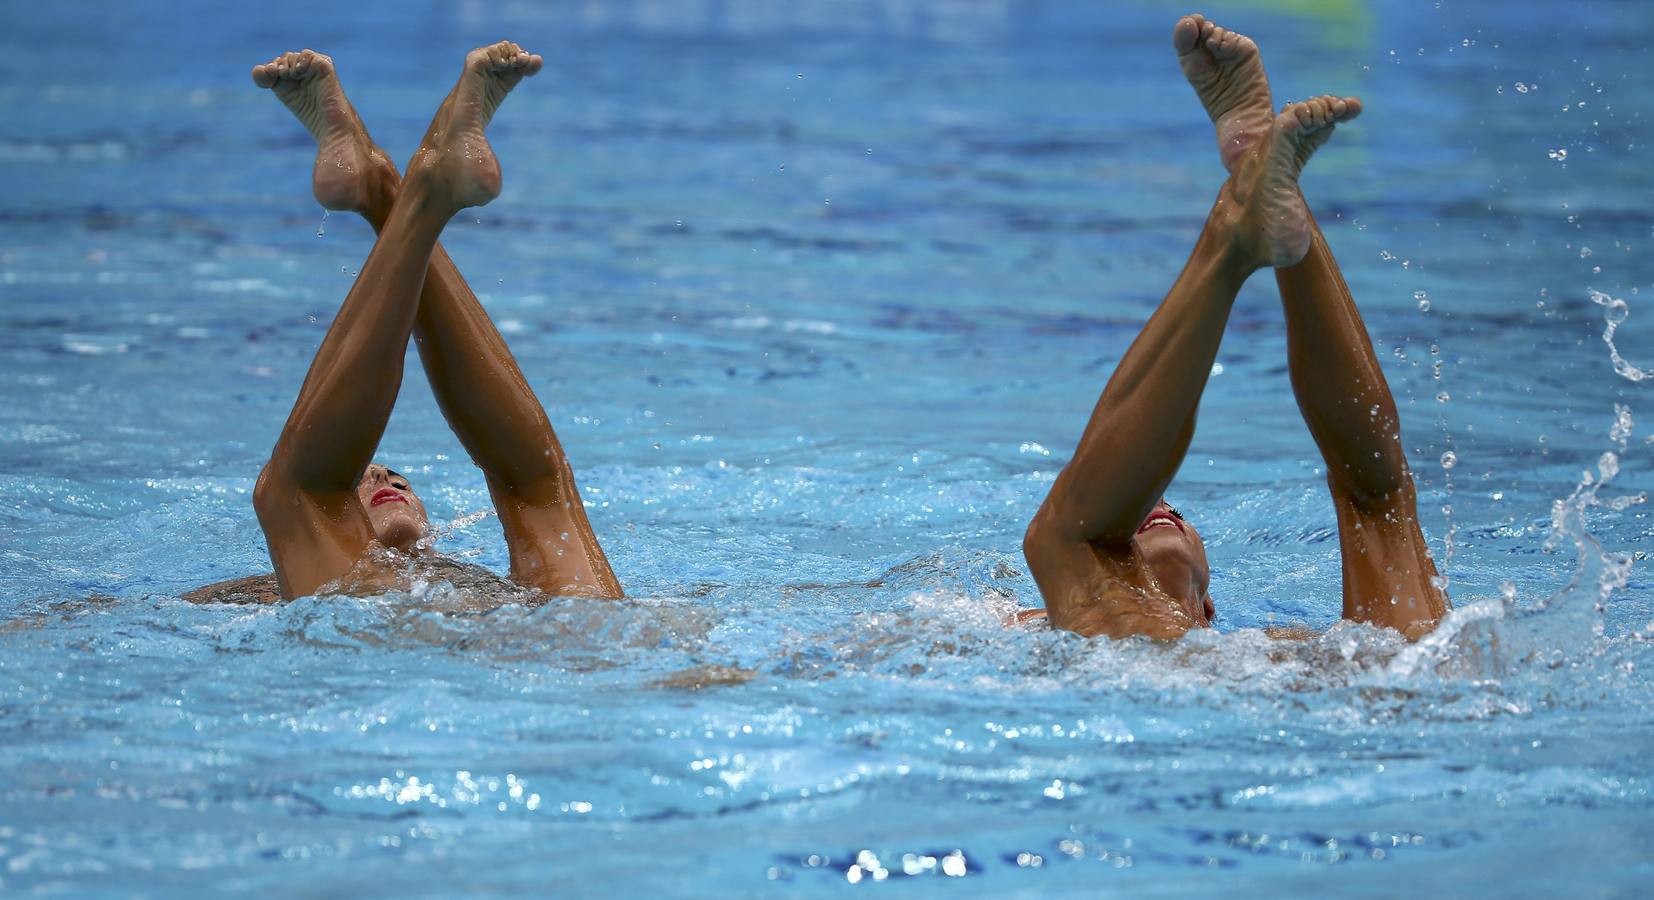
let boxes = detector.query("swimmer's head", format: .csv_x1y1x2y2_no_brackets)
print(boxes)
356,463,429,551
1135,498,1215,627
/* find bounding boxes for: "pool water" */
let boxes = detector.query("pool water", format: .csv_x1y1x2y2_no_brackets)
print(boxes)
3,0,1652,895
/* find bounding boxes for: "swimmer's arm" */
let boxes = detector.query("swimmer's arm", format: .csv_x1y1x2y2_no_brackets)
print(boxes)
1037,196,1260,545
1275,215,1446,636
182,574,282,605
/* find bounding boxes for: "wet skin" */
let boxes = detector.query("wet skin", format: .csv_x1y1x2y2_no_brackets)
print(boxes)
219,43,620,602
354,463,428,552
1020,16,1447,641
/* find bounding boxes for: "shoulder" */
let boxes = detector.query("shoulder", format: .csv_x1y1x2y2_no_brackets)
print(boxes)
183,574,283,604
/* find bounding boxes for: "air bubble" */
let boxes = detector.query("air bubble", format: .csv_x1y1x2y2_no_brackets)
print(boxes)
1440,451,1458,469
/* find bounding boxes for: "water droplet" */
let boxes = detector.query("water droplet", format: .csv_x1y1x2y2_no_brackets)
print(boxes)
1601,295,1630,325
1580,246,1593,258
1436,391,1451,403
1549,148,1568,161
1440,450,1458,469
778,164,785,172
316,210,329,237
1415,290,1431,311
1515,82,1530,93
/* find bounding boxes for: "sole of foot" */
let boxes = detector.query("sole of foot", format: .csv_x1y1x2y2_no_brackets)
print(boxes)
410,41,543,213
252,49,387,213
1174,14,1274,173
1235,94,1362,267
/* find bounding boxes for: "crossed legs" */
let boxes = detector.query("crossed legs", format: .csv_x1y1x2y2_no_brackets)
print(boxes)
1183,16,1444,633
252,45,620,599
1177,14,1443,631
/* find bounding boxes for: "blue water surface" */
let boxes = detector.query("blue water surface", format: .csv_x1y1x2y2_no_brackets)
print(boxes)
2,0,1653,895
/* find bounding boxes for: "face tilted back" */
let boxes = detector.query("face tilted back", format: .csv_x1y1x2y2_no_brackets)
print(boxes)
355,463,430,550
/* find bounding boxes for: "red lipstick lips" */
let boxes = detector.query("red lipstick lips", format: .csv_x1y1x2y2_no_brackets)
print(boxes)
369,487,407,507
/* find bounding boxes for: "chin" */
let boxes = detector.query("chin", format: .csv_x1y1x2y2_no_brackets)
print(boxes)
1139,530,1199,565
374,516,426,551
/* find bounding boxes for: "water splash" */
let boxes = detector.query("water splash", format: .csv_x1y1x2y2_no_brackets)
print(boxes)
1588,288,1648,381
1472,406,1644,673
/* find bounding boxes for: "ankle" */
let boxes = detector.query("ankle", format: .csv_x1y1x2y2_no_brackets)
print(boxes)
361,154,402,229
1207,184,1269,274
391,167,457,220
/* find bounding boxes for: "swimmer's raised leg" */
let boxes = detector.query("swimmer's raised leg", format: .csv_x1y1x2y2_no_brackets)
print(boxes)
256,46,621,598
1275,214,1447,637
251,43,537,600
251,50,392,215
1023,96,1353,638
1174,14,1275,172
1171,19,1445,635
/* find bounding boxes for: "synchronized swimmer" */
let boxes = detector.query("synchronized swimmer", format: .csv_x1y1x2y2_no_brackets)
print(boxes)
191,18,1448,642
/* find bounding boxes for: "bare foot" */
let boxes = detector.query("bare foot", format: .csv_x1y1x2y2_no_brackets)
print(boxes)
408,41,543,212
1229,94,1362,266
1174,15,1274,172
251,50,392,213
